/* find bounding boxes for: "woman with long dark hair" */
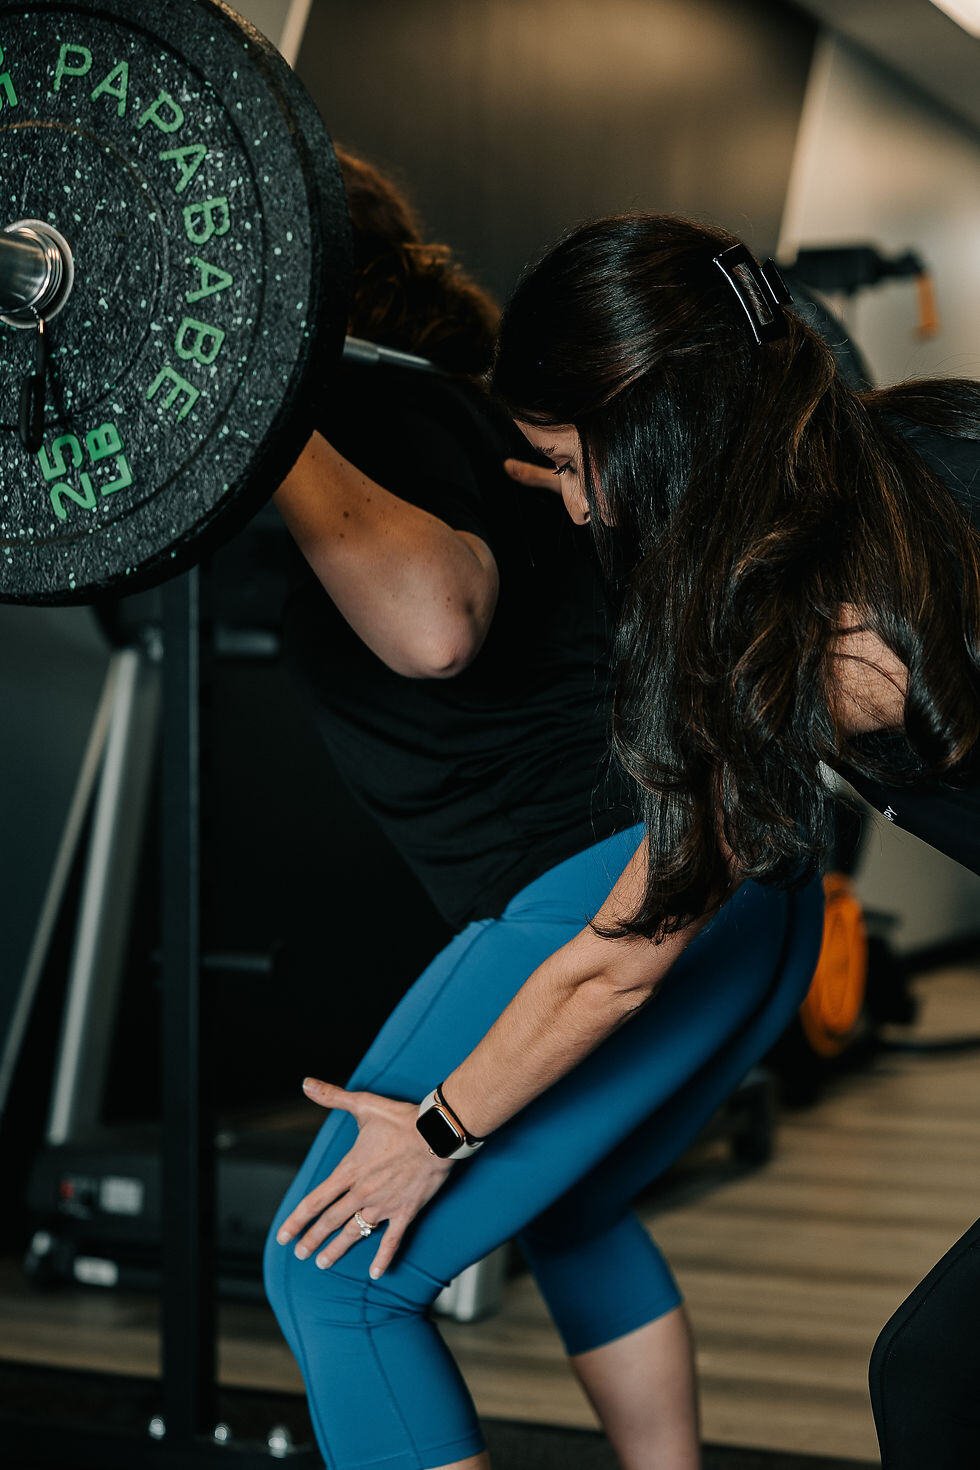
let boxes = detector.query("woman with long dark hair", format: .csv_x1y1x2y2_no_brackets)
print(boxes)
266,173,825,1470
489,213,980,1468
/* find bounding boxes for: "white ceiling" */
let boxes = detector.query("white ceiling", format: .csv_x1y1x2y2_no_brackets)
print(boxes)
786,0,980,135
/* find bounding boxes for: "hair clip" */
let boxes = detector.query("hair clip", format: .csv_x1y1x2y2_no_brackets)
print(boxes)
712,244,793,346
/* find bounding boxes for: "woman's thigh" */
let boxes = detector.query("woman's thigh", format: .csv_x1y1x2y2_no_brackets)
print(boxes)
268,870,824,1310
267,908,586,1243
519,879,823,1254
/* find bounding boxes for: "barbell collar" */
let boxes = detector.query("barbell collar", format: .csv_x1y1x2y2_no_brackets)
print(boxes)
0,221,74,326
0,230,49,313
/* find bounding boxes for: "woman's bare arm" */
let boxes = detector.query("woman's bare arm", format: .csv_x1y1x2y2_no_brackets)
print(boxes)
274,431,499,679
439,839,732,1140
439,602,906,1140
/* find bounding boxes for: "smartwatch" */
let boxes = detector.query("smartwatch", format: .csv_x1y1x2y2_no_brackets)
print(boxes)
416,1083,486,1161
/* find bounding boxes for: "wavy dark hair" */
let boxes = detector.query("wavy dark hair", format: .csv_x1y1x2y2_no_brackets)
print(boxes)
336,146,498,377
492,212,980,941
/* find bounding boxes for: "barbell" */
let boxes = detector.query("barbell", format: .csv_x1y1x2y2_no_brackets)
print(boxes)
0,0,354,605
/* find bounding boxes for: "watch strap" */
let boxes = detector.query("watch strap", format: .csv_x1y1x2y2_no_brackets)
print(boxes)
435,1083,486,1144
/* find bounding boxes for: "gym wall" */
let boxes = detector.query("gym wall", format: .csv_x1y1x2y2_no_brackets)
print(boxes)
238,0,292,43
780,34,980,387
779,33,980,953
294,0,818,301
237,0,312,66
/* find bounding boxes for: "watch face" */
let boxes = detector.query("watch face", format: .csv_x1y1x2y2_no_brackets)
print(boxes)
417,1105,464,1157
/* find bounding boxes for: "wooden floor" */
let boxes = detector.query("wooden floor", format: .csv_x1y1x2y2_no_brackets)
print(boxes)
1,966,977,1464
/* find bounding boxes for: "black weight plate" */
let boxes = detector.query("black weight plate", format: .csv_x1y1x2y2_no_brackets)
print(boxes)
0,0,351,605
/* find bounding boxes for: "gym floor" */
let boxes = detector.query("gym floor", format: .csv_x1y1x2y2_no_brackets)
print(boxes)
0,964,976,1466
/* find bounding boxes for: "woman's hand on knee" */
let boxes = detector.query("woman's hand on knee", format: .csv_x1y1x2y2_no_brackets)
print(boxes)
274,1078,455,1280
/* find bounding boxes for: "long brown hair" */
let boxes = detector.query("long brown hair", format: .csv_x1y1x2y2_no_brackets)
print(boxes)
336,146,498,377
492,212,980,941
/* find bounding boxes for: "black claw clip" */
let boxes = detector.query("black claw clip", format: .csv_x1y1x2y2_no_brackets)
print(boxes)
712,244,793,346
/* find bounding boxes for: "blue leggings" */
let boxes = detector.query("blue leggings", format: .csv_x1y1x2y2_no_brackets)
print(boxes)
264,825,825,1469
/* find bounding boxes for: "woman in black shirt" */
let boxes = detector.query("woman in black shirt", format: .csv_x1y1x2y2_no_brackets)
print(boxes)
266,166,825,1470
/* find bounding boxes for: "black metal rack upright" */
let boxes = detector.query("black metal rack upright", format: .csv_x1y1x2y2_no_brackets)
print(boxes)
160,564,218,1447
2,565,321,1468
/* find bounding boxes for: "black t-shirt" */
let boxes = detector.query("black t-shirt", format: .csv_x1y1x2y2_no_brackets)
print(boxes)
831,417,980,874
281,365,637,929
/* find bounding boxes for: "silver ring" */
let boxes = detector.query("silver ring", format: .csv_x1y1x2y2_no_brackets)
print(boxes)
353,1210,376,1237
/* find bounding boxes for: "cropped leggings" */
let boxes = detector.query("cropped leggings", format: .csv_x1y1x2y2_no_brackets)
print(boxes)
264,824,825,1470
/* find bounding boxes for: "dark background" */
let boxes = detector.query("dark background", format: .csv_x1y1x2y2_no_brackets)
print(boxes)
298,0,816,302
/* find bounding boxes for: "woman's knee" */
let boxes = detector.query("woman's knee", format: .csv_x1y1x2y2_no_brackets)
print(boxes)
264,1228,429,1337
262,1214,294,1327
